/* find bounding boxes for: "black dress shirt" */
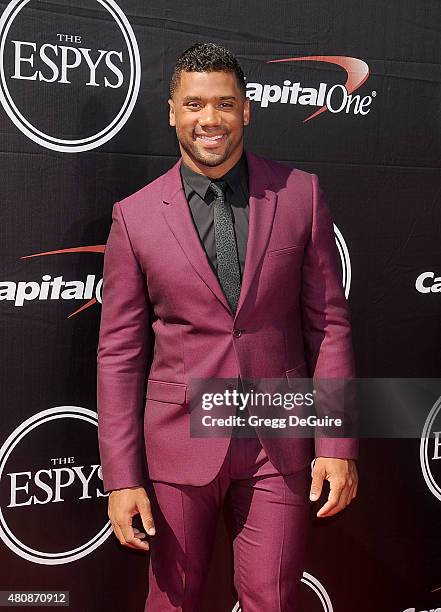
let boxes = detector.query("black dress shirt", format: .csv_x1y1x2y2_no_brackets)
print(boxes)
179,152,249,280
180,153,256,436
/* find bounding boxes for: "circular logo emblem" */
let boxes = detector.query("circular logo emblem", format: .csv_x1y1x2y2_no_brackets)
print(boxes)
0,0,140,152
300,572,333,612
231,571,332,612
420,396,441,502
0,406,111,564
334,224,351,298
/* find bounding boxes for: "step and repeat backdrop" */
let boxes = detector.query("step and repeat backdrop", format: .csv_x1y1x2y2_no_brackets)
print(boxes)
0,1,440,611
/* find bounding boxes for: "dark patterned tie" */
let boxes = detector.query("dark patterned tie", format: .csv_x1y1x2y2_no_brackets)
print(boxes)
209,180,241,314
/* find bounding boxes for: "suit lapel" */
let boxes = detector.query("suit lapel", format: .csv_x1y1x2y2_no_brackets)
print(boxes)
162,160,232,314
161,152,277,319
236,151,277,318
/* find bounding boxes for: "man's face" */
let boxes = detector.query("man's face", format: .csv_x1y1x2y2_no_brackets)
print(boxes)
168,70,250,176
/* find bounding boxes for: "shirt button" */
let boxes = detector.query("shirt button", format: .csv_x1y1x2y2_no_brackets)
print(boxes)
232,329,242,338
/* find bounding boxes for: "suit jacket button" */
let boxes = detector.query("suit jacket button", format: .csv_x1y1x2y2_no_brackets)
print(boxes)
232,329,242,338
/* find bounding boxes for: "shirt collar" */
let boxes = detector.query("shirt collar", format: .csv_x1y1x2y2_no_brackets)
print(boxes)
180,151,248,201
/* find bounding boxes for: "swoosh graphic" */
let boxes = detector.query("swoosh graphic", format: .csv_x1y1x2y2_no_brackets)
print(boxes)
20,245,105,258
266,55,369,122
67,297,97,319
20,245,105,317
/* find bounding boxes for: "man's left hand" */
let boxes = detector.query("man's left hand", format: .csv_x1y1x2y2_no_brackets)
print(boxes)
309,457,358,517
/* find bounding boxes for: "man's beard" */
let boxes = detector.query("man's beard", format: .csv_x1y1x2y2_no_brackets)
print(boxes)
178,131,238,168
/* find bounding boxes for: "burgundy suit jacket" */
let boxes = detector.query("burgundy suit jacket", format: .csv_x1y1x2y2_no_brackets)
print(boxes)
97,150,357,493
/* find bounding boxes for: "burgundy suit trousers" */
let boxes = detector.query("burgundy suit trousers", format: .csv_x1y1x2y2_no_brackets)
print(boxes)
144,436,313,612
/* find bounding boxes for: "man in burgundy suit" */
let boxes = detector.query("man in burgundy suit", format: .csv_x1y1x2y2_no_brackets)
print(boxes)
97,43,358,611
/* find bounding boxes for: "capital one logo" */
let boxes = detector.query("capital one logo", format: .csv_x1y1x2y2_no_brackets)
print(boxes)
415,272,441,294
247,55,374,121
420,396,441,502
0,245,104,317
0,406,111,564
0,0,140,152
231,572,333,612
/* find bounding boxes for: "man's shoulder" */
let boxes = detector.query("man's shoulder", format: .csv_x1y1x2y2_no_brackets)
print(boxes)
117,159,180,211
246,150,314,191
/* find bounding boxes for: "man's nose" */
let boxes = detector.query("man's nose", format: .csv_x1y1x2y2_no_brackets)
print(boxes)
198,105,221,127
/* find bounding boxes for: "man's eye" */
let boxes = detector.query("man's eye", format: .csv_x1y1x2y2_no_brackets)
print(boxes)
188,103,202,109
220,103,233,108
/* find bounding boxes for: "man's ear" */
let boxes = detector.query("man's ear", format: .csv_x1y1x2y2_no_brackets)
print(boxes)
168,99,176,127
243,96,250,126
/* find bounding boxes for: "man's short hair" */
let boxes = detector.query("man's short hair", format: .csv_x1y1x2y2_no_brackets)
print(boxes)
169,42,246,99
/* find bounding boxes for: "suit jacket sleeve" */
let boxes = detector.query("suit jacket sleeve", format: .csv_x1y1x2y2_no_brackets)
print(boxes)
301,174,358,460
97,201,151,494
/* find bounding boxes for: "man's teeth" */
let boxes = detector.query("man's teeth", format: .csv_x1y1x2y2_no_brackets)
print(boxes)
196,135,224,140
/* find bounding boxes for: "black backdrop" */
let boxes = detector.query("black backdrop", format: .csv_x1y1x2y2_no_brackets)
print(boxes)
0,1,440,611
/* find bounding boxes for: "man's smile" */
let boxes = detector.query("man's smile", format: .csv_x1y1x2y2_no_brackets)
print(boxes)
194,133,227,148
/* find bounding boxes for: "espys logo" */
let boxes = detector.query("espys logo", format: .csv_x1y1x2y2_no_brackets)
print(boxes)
415,272,441,294
231,572,333,612
0,0,140,152
0,245,105,317
247,55,374,121
0,406,111,564
334,224,351,299
403,608,441,612
420,396,441,502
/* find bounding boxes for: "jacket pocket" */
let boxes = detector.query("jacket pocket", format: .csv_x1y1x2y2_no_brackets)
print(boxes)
285,361,309,379
285,362,310,394
146,379,187,404
267,244,304,257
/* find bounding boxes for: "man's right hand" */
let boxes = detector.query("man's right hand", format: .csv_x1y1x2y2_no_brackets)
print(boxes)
108,486,156,551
